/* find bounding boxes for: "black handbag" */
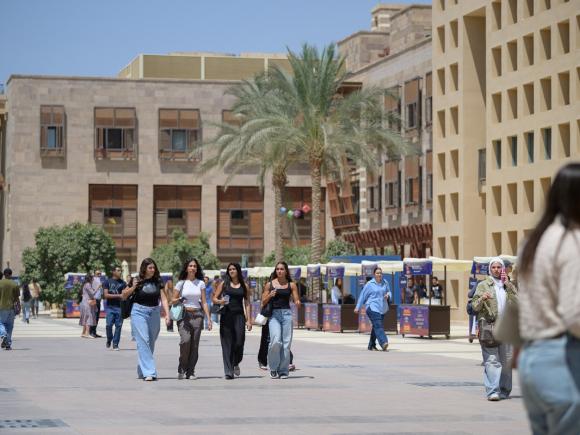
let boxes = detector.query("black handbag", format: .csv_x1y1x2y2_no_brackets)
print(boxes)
121,293,135,319
478,301,499,347
260,279,275,317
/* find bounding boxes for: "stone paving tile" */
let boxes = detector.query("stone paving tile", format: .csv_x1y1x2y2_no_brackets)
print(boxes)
0,316,531,434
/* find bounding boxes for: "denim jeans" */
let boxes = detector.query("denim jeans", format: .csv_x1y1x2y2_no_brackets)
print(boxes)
130,303,161,378
21,301,31,322
519,335,580,435
366,308,388,348
105,306,123,347
481,343,513,398
31,297,40,317
268,309,293,375
0,309,16,346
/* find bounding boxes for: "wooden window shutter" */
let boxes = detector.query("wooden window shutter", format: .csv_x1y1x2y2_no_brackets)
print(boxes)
40,126,47,148
425,72,432,98
155,210,168,238
159,109,178,128
186,210,201,236
404,78,420,105
123,210,137,237
219,211,231,237
426,151,433,174
91,209,104,225
179,109,199,129
413,178,420,203
249,212,263,237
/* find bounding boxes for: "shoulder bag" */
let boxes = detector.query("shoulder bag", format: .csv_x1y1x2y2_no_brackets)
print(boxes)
255,280,274,326
478,300,499,347
121,284,137,319
169,281,185,322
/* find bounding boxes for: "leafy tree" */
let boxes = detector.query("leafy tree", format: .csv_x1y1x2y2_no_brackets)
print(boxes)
322,237,357,263
263,245,311,267
150,230,220,277
21,223,117,305
202,74,301,263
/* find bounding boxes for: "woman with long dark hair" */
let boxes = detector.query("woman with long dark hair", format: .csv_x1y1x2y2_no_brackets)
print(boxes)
171,258,211,380
122,258,169,381
261,261,301,379
213,263,252,379
354,267,392,351
517,163,580,434
79,272,97,338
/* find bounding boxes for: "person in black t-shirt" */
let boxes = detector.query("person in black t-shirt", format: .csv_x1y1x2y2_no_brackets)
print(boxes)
103,265,127,350
122,258,169,381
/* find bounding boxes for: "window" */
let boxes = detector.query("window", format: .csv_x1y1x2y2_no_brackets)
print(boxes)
525,132,534,163
557,20,570,54
478,149,486,185
523,34,534,66
40,105,65,156
230,210,249,235
154,186,201,247
493,140,502,169
507,40,518,72
404,156,420,205
492,46,502,77
159,109,202,161
540,77,552,111
492,1,502,31
542,127,552,159
404,78,420,130
222,109,244,127
450,20,458,47
425,72,433,125
89,185,138,270
95,108,136,159
384,161,400,208
510,136,518,166
384,86,401,131
540,27,552,60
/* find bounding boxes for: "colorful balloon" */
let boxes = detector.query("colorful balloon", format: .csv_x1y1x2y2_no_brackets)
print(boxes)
280,207,287,214
301,204,311,214
287,210,294,219
293,209,302,218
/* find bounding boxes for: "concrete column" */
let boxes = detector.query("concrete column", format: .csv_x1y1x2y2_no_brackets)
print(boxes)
263,184,275,256
137,183,154,262
202,184,218,254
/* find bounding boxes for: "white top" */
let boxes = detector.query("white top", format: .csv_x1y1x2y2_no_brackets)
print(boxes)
519,219,580,340
492,277,507,316
176,279,205,309
331,286,341,304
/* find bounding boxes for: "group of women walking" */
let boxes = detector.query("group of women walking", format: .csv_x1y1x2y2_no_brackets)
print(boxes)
113,258,300,382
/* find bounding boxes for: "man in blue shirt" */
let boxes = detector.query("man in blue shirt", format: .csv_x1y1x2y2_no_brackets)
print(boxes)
355,267,392,351
103,265,126,350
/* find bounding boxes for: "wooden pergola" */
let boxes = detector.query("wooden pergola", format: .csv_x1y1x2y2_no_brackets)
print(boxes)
343,223,432,258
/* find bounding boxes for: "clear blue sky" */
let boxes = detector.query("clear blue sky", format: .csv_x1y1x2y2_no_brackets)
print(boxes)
0,0,430,85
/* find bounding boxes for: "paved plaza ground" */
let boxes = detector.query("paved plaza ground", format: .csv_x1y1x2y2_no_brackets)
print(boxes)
1,315,531,434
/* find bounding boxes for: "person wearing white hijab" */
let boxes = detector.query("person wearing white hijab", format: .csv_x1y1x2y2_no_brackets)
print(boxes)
471,257,518,401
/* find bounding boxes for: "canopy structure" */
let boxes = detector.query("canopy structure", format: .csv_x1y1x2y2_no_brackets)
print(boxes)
472,255,518,266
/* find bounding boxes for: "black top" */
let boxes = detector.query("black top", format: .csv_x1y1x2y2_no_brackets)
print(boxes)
223,282,245,314
271,281,291,310
133,279,162,307
104,278,127,307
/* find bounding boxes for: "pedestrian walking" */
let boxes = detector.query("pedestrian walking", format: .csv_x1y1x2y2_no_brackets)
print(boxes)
29,279,41,318
79,273,98,338
122,258,169,381
103,265,126,350
213,263,252,380
210,275,221,325
517,163,580,434
172,258,212,380
20,282,32,324
257,320,295,371
89,270,103,338
355,267,392,351
163,279,174,332
471,257,518,401
261,261,301,379
203,276,213,330
0,268,20,351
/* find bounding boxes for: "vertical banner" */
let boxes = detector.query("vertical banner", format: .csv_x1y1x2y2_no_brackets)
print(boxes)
361,263,378,278
290,302,298,326
160,273,173,285
403,260,433,276
304,303,319,329
326,265,345,279
358,307,372,333
400,305,429,336
289,267,301,281
307,265,321,278
322,304,341,332
241,269,249,280
469,277,479,291
471,261,489,276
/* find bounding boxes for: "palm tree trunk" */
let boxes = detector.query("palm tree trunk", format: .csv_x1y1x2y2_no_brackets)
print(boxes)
273,180,284,263
310,163,323,263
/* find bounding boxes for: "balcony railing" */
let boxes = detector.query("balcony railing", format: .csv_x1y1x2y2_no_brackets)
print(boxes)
158,144,202,162
94,145,137,160
40,146,66,157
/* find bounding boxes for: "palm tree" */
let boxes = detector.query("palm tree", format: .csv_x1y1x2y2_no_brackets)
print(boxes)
201,75,301,262
266,44,407,262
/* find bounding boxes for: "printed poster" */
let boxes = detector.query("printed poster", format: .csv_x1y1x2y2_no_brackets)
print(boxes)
322,304,341,332
400,305,429,336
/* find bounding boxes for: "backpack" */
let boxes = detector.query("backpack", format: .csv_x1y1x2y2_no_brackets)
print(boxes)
22,287,32,302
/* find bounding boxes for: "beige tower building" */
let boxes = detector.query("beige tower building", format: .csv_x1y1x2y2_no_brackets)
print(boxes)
433,0,580,315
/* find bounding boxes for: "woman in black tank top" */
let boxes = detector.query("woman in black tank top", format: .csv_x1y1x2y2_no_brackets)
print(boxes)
213,262,252,379
261,261,301,379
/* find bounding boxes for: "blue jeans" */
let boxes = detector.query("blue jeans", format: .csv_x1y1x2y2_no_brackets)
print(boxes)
481,343,513,398
268,309,293,375
367,308,388,348
519,335,580,435
105,306,123,347
0,309,16,346
21,301,31,322
130,303,161,378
